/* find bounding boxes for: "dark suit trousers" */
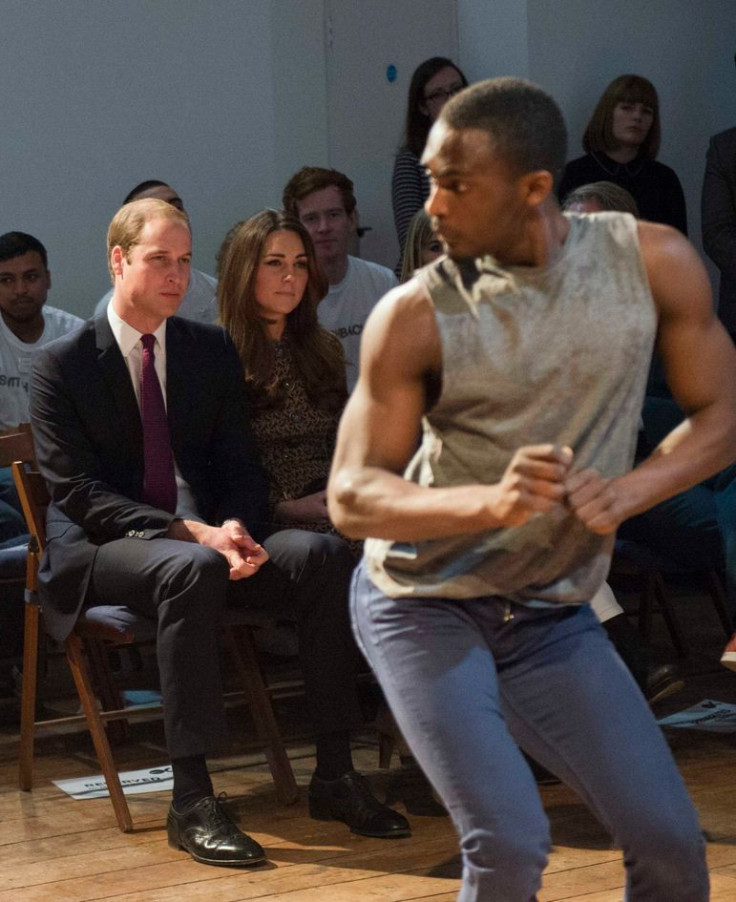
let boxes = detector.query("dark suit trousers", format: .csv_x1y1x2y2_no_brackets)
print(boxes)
90,529,361,759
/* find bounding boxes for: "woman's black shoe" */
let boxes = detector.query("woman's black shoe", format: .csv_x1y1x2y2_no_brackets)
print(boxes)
167,795,266,867
309,771,411,838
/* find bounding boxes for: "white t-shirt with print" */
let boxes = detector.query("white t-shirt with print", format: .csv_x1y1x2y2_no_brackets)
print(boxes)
318,256,397,390
0,305,83,429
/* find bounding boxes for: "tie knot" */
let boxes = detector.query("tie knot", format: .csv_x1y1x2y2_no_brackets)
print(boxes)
141,334,156,353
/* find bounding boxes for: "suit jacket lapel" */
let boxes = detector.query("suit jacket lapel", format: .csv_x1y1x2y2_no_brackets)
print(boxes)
94,313,143,449
165,317,189,457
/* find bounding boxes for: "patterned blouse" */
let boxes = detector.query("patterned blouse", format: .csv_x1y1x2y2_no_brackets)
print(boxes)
249,336,361,556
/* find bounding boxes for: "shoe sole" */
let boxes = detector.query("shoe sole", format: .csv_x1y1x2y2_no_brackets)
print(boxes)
647,678,685,706
168,839,266,867
313,818,412,839
721,651,736,672
309,805,411,839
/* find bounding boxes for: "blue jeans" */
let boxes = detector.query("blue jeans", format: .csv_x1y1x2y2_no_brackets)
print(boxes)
0,466,25,544
351,563,708,902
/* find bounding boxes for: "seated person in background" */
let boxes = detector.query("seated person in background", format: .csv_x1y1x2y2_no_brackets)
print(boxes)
562,180,639,216
560,185,683,702
95,180,217,324
219,209,443,807
400,197,681,703
218,209,350,543
0,231,82,542
630,395,736,672
399,209,444,284
563,184,736,674
391,57,468,268
282,167,397,391
702,86,736,343
558,74,687,234
31,198,410,869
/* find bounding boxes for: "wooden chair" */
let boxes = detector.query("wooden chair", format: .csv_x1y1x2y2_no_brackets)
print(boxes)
8,438,298,833
0,426,33,691
611,538,733,658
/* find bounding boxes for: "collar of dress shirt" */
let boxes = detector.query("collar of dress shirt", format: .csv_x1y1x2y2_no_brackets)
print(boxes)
107,300,168,359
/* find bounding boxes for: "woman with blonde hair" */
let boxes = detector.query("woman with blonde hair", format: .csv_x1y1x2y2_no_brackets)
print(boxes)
562,180,639,217
399,209,444,283
558,74,686,233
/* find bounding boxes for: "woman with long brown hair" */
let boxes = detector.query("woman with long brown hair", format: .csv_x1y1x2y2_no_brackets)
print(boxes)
391,57,468,265
558,74,687,233
217,208,410,839
219,209,347,534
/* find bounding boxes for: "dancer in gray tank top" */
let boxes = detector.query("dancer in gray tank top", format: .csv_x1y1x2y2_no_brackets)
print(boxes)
329,78,736,902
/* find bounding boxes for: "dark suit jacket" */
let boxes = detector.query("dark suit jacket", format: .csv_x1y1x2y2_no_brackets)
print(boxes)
702,127,736,334
30,313,268,641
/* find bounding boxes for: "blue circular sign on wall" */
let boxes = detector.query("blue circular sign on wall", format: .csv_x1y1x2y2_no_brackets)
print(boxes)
386,64,397,83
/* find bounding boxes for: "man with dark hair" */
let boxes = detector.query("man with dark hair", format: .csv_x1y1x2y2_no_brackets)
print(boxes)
122,180,185,209
328,77,729,900
0,231,82,540
31,198,408,870
283,166,397,390
94,181,216,324
702,58,736,344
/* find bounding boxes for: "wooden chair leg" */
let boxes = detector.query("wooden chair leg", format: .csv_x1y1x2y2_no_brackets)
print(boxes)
18,603,40,792
638,573,655,642
652,573,688,658
84,637,128,746
703,569,734,638
64,633,133,832
225,624,298,805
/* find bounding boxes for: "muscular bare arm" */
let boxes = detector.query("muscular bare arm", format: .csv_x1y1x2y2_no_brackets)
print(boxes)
567,221,736,532
328,281,571,540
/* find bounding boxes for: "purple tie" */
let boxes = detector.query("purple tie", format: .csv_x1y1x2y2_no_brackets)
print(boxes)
140,334,177,513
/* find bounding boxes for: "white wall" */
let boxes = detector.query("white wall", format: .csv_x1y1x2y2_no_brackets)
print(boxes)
528,0,736,253
457,0,529,81
2,1,735,316
1,0,324,318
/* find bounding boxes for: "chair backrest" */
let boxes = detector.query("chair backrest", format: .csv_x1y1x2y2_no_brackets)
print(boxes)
0,427,43,591
11,466,49,554
0,423,35,469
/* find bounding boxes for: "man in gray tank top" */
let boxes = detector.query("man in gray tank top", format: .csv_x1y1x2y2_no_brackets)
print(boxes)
329,78,736,902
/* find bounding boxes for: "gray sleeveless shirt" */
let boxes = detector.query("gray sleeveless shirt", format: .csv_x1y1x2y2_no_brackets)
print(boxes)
364,212,657,603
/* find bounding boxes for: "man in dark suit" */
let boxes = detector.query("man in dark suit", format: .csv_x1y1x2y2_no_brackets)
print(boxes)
702,93,736,342
30,199,409,868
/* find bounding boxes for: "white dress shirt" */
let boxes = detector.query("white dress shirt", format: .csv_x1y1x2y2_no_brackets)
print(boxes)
106,304,200,519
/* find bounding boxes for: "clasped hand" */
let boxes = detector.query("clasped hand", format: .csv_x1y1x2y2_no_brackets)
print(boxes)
493,445,623,534
208,519,269,580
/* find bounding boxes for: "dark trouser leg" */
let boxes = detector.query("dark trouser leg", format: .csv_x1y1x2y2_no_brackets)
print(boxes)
90,538,231,758
618,483,722,572
228,529,362,740
0,466,26,544
714,463,736,624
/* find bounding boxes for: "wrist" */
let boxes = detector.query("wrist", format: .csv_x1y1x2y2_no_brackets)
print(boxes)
602,475,643,529
167,518,210,544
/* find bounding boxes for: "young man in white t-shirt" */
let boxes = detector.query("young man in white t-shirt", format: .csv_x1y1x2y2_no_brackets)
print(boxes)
283,167,397,390
0,232,82,540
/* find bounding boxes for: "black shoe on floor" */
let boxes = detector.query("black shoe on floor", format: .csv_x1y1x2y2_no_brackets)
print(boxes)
646,664,685,706
309,771,411,838
167,795,266,867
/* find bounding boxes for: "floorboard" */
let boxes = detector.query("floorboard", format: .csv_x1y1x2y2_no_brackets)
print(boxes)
2,578,736,900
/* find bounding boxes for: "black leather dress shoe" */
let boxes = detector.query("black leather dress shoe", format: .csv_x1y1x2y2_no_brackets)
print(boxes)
646,663,685,706
309,771,411,838
167,795,266,867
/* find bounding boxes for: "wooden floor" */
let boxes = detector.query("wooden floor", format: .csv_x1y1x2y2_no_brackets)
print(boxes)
3,586,736,901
